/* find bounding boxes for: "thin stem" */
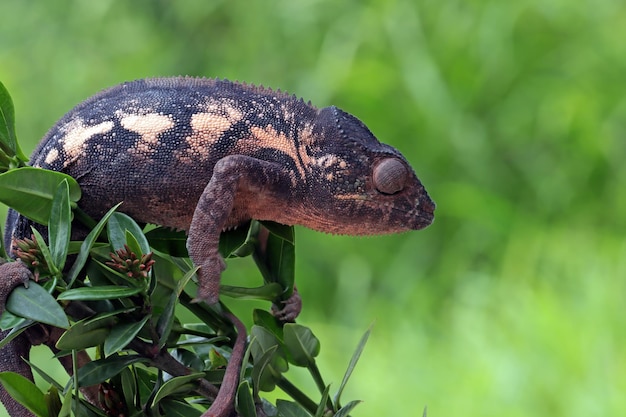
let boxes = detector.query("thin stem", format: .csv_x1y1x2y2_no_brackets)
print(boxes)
277,375,318,414
308,361,333,410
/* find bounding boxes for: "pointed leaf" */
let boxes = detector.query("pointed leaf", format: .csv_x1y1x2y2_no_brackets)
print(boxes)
250,326,288,394
31,227,59,276
159,399,203,417
104,315,150,356
49,179,72,271
314,385,331,417
235,380,257,417
0,371,48,417
251,345,280,395
120,367,138,414
6,281,69,328
23,358,64,391
260,221,294,244
334,326,371,405
66,203,122,288
57,285,143,301
253,223,295,300
252,309,284,341
151,372,204,404
0,81,27,162
275,400,312,417
157,290,178,348
333,400,362,417
44,385,63,417
0,317,33,348
56,316,115,350
0,167,80,224
77,355,146,387
145,227,188,257
59,388,73,417
283,324,320,367
107,212,150,254
219,283,283,301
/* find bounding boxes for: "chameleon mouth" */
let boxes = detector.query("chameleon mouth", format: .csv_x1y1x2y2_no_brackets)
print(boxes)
414,194,436,229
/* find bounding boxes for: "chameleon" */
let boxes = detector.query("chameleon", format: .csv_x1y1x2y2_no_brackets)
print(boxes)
0,77,435,416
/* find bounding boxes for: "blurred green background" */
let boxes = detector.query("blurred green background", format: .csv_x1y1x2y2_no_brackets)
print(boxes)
1,0,625,416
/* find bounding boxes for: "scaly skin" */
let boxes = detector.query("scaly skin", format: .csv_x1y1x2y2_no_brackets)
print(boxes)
1,77,435,416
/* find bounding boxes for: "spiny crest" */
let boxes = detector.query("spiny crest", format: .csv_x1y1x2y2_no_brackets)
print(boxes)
226,79,317,110
330,106,390,153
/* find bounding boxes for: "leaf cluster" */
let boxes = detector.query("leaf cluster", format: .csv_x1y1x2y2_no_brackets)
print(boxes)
0,82,369,416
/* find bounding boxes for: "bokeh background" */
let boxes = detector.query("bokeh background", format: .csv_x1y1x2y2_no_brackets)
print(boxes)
1,0,625,416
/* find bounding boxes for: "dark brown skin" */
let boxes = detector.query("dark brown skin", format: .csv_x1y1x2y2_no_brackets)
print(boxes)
1,77,435,416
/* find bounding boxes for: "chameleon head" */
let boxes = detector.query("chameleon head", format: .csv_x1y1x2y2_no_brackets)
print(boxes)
293,106,435,236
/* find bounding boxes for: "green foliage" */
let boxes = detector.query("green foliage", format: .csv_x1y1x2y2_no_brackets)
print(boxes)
0,82,366,417
1,1,625,415
0,372,47,417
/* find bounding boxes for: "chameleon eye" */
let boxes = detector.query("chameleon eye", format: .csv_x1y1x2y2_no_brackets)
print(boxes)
373,158,408,195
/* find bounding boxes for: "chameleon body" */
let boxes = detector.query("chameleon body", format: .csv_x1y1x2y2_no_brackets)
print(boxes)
0,77,435,416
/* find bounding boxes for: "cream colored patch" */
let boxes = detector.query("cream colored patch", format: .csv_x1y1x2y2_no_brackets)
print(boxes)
62,119,114,161
44,148,59,165
249,125,306,179
120,113,174,156
190,113,232,135
176,105,244,163
121,113,173,142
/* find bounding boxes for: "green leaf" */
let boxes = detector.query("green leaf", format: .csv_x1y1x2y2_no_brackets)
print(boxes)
125,229,144,260
219,283,283,301
250,326,288,394
314,385,331,417
30,227,59,276
253,223,295,300
252,309,284,342
57,285,143,301
23,358,64,391
151,372,204,405
104,315,150,356
275,400,312,417
251,345,281,395
0,167,80,224
283,324,320,367
59,388,73,417
49,179,72,271
55,316,115,350
235,380,257,417
171,348,205,372
77,355,146,387
6,281,69,328
107,212,150,254
0,317,33,348
145,227,188,257
44,385,63,417
159,399,203,417
0,81,27,162
219,221,256,258
157,290,178,348
260,221,294,244
0,371,48,417
333,400,362,417
66,202,122,288
334,326,371,406
120,367,138,414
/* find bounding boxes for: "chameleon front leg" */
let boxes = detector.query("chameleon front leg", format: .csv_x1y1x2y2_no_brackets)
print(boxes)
0,260,35,417
187,155,294,304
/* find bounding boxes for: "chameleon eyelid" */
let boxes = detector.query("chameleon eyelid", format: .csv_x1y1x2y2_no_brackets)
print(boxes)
373,157,408,195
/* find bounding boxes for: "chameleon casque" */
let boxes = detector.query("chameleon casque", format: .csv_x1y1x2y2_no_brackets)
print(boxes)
0,77,435,416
